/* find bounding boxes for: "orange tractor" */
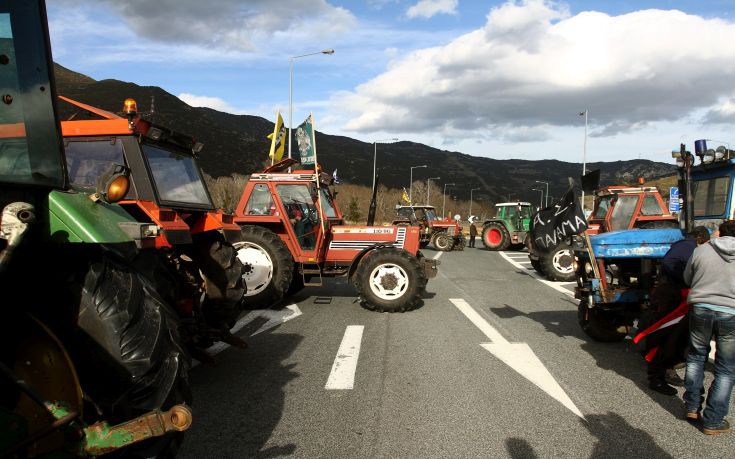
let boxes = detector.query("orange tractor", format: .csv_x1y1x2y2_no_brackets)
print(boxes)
59,96,245,361
233,159,439,312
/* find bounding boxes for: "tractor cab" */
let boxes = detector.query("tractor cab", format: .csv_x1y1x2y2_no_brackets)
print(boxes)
685,146,735,232
481,202,532,251
587,185,677,234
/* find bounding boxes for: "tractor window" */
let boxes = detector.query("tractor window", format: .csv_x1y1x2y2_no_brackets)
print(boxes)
244,184,274,215
143,144,211,207
692,176,730,217
609,195,639,231
0,8,65,187
65,138,125,188
520,206,533,220
319,187,337,218
277,184,318,250
424,208,439,221
593,196,612,219
640,194,664,216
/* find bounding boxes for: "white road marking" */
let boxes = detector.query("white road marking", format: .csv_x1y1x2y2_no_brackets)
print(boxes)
499,251,575,298
450,298,584,419
432,251,444,260
325,325,365,390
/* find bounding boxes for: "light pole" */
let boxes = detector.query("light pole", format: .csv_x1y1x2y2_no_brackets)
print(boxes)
535,180,549,207
288,49,334,159
579,109,588,211
373,138,398,191
442,183,455,218
426,177,440,204
469,187,480,219
532,188,543,209
409,165,427,204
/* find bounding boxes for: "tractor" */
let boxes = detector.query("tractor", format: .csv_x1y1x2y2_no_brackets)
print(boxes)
481,202,533,251
529,185,677,282
233,159,439,313
392,204,464,251
59,96,245,363
573,140,730,342
0,1,191,456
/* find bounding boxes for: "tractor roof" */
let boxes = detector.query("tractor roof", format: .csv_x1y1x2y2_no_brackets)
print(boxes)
496,202,532,207
596,185,659,196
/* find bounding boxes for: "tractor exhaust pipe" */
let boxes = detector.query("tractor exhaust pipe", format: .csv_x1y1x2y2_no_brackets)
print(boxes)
367,174,379,226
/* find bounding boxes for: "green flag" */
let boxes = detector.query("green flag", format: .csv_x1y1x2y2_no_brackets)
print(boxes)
295,114,316,166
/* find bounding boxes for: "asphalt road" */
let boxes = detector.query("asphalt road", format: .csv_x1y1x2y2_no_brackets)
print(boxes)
180,246,735,458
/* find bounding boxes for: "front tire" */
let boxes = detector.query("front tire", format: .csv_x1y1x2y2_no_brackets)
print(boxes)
481,222,510,251
433,233,454,251
235,225,293,309
354,249,426,313
541,243,575,281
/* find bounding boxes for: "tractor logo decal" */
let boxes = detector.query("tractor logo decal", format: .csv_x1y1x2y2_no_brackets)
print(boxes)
329,227,406,250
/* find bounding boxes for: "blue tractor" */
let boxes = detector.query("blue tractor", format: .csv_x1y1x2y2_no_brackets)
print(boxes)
574,140,734,341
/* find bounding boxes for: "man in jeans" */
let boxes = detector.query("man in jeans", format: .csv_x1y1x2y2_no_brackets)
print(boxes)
683,220,735,435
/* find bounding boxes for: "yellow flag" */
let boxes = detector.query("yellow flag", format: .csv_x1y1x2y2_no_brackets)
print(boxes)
402,189,411,204
268,111,286,164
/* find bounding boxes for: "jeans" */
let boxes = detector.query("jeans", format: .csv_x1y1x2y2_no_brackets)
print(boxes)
683,306,735,428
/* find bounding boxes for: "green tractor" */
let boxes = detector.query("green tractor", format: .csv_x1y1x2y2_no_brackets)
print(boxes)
481,202,533,251
0,1,191,456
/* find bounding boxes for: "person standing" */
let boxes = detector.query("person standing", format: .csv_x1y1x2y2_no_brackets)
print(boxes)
683,220,735,435
469,220,478,248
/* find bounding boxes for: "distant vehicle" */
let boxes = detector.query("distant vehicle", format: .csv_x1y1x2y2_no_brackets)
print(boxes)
481,202,533,251
392,205,465,251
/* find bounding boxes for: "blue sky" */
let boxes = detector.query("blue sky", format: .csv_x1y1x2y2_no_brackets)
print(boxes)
46,0,735,165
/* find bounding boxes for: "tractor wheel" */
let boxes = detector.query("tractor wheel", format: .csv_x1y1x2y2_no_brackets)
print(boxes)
481,222,510,251
354,248,426,313
530,257,545,274
235,225,293,309
71,253,191,455
191,234,245,328
454,235,466,251
433,233,454,251
541,243,575,282
577,298,627,342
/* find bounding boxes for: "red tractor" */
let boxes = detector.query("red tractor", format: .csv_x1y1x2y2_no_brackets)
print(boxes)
392,205,465,251
233,159,439,312
60,96,245,361
529,185,678,281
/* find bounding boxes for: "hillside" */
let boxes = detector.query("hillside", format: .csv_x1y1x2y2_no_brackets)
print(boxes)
53,64,677,203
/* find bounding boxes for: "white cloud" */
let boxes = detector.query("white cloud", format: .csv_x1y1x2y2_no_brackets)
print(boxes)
704,98,735,124
178,93,245,114
335,0,735,142
406,0,459,19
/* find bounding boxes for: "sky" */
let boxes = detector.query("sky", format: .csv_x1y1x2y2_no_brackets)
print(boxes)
46,0,735,165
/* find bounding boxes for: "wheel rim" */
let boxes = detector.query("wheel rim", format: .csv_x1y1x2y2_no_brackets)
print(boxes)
234,242,274,296
436,235,449,249
552,249,574,274
486,228,502,245
369,263,409,300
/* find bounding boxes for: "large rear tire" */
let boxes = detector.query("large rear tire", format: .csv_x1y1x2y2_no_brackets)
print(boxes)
354,249,426,313
235,225,293,309
454,235,466,251
481,222,510,251
577,299,627,342
541,243,575,282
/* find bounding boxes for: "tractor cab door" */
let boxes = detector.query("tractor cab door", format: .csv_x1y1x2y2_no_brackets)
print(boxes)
276,183,324,259
519,205,532,231
606,194,641,231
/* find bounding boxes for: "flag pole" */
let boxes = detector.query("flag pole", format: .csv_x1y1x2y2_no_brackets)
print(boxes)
311,113,326,237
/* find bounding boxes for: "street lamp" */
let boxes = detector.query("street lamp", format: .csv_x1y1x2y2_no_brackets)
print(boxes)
373,138,398,191
535,180,549,207
409,165,427,203
426,177,440,204
579,109,588,211
288,49,334,159
532,188,543,209
469,187,480,219
442,183,455,218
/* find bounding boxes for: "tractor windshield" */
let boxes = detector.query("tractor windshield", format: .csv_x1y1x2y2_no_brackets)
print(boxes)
143,144,212,207
65,138,126,190
609,195,639,230
592,196,613,219
424,208,440,221
692,176,730,217
0,7,66,188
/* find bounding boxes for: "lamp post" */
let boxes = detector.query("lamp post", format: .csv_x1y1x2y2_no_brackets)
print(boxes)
469,187,480,219
288,49,334,159
373,138,398,192
535,180,549,207
532,188,543,209
426,177,440,204
409,165,427,203
442,183,455,218
579,109,588,211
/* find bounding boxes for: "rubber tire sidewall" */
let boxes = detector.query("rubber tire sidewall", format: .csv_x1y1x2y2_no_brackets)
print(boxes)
354,249,426,313
235,225,294,309
434,233,454,251
481,222,510,251
541,243,575,282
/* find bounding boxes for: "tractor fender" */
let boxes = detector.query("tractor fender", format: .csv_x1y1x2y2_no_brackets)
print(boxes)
347,243,394,281
482,218,506,229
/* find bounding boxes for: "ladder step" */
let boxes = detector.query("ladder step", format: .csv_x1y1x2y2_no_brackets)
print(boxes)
302,269,322,275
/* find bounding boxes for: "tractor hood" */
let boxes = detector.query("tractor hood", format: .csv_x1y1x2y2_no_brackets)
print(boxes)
586,228,685,259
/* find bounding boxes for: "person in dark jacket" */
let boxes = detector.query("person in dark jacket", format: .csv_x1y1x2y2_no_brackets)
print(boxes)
469,220,478,248
646,226,710,395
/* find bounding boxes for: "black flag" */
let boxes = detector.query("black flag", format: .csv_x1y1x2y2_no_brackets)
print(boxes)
530,183,588,252
581,169,600,194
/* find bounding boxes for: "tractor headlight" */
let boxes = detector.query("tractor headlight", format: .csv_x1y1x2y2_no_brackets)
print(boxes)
703,149,715,164
584,262,593,275
94,164,130,203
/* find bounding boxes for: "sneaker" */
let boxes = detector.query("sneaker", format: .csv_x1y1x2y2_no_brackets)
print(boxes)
665,368,685,387
703,420,731,435
649,381,678,396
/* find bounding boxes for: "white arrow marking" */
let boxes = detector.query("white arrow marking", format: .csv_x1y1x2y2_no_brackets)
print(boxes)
325,325,364,390
250,304,303,336
450,298,584,419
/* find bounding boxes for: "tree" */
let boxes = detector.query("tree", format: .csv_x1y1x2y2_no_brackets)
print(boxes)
346,196,362,223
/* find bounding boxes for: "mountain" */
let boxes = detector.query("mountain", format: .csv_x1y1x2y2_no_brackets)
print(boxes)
53,64,677,203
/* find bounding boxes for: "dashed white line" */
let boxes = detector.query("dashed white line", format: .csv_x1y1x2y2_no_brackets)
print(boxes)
499,251,575,298
432,251,444,260
325,325,365,390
